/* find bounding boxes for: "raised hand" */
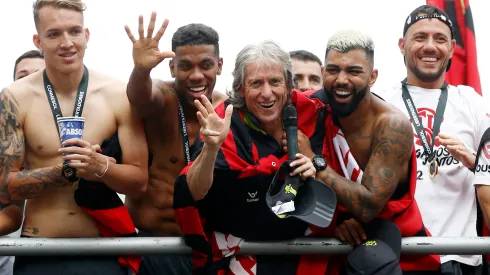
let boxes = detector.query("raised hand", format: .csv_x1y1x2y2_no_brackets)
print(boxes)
124,12,175,71
194,95,233,150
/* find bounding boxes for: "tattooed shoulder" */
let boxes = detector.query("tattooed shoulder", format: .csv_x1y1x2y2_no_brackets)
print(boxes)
372,113,413,162
0,88,25,178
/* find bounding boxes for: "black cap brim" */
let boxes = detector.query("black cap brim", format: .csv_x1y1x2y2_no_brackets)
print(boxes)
266,163,337,228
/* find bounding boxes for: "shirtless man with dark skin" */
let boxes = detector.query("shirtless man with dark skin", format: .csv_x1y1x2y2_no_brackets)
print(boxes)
123,13,227,275
289,30,438,274
0,1,148,274
294,30,413,225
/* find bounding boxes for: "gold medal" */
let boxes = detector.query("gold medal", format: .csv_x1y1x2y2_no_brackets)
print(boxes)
429,159,438,179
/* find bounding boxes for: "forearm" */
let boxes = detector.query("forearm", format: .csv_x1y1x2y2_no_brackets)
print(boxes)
0,165,69,202
477,186,490,229
317,167,380,222
188,144,219,201
0,204,23,236
126,67,153,109
99,163,147,197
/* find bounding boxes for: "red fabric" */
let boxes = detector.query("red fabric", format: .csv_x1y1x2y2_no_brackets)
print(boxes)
174,90,326,274
295,113,440,274
427,0,482,95
75,133,141,274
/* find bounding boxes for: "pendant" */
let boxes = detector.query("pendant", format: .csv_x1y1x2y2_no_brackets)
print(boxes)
429,159,439,179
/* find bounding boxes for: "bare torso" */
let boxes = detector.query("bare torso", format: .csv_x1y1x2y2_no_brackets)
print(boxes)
126,84,227,236
341,95,409,181
14,69,124,237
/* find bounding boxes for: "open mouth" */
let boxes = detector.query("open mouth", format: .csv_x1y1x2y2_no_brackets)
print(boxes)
188,86,208,99
259,101,275,109
419,56,439,64
334,89,353,99
189,86,207,93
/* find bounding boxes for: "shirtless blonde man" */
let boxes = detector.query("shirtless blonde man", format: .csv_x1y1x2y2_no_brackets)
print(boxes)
124,13,227,275
0,1,148,274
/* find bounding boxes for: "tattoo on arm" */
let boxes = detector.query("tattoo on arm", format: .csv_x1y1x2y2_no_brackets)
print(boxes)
320,114,413,222
0,89,70,203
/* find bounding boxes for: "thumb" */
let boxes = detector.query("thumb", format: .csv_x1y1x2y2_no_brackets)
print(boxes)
158,50,176,61
92,144,102,153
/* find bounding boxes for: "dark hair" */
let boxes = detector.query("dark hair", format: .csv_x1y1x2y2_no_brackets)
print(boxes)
171,23,220,56
289,50,322,66
13,50,44,80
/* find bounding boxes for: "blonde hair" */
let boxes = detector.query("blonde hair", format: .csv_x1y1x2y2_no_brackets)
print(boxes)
33,0,86,30
326,29,375,63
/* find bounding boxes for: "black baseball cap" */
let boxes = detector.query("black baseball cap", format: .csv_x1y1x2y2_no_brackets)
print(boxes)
403,4,454,71
345,219,403,275
403,5,454,39
266,161,337,228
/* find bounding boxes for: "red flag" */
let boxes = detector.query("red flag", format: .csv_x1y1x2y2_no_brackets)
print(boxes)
426,0,482,95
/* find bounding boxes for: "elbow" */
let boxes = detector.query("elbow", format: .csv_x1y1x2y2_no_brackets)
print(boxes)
135,176,149,196
357,201,383,223
127,174,148,198
190,190,207,202
189,181,208,202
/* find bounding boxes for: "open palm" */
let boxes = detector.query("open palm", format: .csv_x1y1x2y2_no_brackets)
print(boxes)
195,95,233,149
124,12,175,70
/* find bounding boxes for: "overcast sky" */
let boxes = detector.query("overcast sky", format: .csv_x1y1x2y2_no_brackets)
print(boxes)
1,0,488,98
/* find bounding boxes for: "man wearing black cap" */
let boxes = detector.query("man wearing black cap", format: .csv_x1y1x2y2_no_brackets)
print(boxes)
378,4,490,274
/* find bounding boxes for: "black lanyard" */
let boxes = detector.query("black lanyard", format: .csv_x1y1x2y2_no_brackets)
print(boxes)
43,66,89,135
401,79,448,163
177,98,191,164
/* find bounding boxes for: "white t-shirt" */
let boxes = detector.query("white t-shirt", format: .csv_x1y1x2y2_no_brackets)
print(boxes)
377,83,490,266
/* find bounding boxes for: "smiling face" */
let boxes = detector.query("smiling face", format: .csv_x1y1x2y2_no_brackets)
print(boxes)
33,4,89,74
240,61,288,127
399,17,455,84
169,44,223,105
323,48,378,117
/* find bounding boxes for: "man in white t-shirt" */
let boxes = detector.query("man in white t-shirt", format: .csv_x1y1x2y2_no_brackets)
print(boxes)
377,4,490,275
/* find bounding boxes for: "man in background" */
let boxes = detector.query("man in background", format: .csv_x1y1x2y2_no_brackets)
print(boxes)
13,50,45,81
290,50,323,92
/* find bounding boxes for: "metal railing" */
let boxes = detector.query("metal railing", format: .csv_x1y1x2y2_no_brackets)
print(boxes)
1,237,490,256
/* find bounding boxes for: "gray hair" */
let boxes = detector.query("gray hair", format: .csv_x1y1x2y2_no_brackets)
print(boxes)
325,29,375,62
226,40,294,108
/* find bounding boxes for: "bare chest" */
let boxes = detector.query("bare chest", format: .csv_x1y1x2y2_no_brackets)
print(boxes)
144,108,200,170
24,95,117,160
344,133,373,170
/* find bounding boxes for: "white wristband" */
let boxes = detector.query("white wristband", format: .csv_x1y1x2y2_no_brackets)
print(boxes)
95,157,109,178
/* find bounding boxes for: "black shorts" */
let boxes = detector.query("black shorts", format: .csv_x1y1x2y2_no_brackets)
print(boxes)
136,230,192,275
13,255,128,275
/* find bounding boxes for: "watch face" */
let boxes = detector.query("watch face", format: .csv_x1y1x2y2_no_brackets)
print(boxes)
63,167,74,177
315,156,326,167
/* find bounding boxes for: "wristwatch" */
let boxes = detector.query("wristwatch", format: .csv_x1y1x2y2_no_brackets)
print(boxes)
62,162,80,182
312,155,327,172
